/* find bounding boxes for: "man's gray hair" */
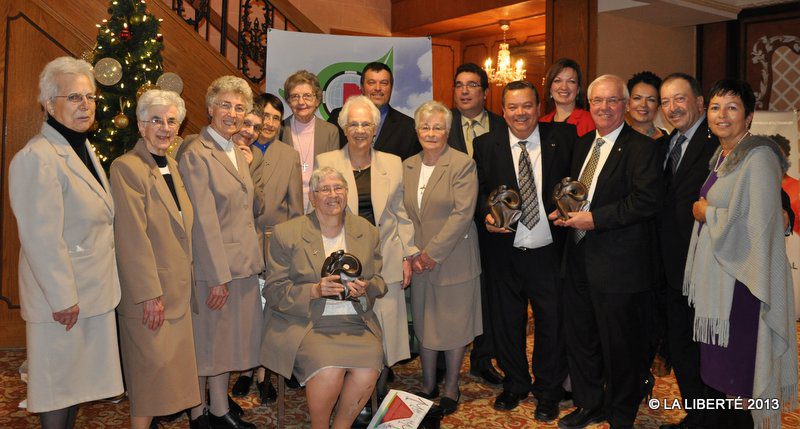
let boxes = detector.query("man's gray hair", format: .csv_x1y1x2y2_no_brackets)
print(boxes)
38,57,95,107
587,74,629,100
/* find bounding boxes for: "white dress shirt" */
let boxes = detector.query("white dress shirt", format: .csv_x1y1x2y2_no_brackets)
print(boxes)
509,127,553,249
579,123,624,205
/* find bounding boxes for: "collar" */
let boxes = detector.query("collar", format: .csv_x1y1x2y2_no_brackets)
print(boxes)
509,125,540,149
46,115,88,148
675,115,706,145
207,126,234,150
379,104,390,116
462,109,487,127
595,122,624,145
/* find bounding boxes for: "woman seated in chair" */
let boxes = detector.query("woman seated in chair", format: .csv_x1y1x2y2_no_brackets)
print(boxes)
260,166,386,429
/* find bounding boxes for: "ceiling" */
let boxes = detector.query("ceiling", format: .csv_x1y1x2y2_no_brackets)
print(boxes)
599,0,798,27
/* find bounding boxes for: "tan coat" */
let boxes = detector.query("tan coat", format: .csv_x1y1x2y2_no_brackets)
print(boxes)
316,147,418,284
109,139,200,415
281,116,340,159
177,127,264,286
110,139,194,319
402,146,481,285
9,122,123,412
260,211,386,378
250,140,304,234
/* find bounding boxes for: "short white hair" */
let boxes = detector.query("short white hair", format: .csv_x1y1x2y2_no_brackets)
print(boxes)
338,95,380,130
38,57,95,107
137,89,187,123
414,100,452,130
205,75,253,111
309,166,347,192
587,74,629,100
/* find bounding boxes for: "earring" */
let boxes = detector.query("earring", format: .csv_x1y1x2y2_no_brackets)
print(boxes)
707,127,711,139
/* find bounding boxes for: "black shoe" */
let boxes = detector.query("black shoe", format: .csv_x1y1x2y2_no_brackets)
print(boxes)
257,380,277,405
493,390,528,411
227,395,244,417
439,392,460,416
415,386,439,400
559,391,574,408
208,411,256,429
231,375,253,397
285,375,301,389
535,399,559,422
557,407,605,429
189,411,212,429
469,366,503,386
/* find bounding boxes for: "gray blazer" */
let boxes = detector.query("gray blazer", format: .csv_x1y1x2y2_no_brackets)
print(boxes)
402,146,481,286
9,122,120,322
177,127,264,286
260,211,386,378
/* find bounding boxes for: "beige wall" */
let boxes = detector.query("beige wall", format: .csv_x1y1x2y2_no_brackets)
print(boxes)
596,13,695,82
288,0,391,35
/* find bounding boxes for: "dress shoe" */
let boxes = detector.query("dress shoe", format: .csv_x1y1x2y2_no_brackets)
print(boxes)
231,375,252,397
439,392,460,416
559,391,574,408
285,375,301,389
227,395,244,417
208,411,256,429
415,386,439,400
535,399,559,422
189,411,211,429
557,407,605,429
257,380,277,405
493,390,528,411
469,366,503,386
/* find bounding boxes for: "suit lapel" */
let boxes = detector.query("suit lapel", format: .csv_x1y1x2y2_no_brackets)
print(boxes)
420,146,451,215
673,119,709,183
202,128,245,185
374,108,394,149
338,147,359,215
539,124,557,188
594,126,629,200
42,124,112,214
371,151,390,223
572,133,593,178
133,140,184,229
344,212,367,263
404,156,422,220
313,117,328,158
260,143,280,187
301,214,325,277
496,130,519,189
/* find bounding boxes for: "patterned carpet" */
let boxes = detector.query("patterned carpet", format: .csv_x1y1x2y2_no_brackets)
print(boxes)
3,324,800,428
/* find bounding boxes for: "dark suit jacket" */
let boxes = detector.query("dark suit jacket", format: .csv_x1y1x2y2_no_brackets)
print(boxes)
473,122,576,255
571,123,664,293
448,108,507,154
328,105,421,161
656,119,718,291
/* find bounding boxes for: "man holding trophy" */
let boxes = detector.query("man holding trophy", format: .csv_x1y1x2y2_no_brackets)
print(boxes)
472,80,575,420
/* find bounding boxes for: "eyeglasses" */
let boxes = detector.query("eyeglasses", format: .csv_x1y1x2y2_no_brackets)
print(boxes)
53,93,97,104
454,82,482,90
589,97,626,106
242,120,263,132
215,101,246,114
418,125,447,133
288,93,316,103
314,185,346,195
345,121,374,130
140,117,180,128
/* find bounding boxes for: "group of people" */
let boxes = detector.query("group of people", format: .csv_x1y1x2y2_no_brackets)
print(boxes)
9,53,797,429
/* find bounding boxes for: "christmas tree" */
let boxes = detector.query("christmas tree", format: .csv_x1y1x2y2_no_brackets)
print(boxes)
89,0,164,168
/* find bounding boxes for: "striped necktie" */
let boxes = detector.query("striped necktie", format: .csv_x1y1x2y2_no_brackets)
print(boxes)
574,138,605,242
517,141,539,229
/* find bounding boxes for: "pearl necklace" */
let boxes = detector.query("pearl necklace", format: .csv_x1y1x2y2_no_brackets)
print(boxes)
714,131,751,172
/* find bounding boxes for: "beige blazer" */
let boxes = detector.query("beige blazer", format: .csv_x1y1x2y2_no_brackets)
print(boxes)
281,116,340,159
9,122,120,322
316,147,419,284
250,140,304,233
402,146,481,286
177,127,264,286
260,211,386,378
110,140,194,319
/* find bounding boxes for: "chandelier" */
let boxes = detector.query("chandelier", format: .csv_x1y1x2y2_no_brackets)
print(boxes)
484,21,526,86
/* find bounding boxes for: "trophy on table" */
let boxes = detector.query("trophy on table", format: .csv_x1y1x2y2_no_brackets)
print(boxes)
487,185,522,231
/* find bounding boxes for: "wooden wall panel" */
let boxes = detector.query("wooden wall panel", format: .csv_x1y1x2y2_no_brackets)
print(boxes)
431,37,461,108
546,0,596,82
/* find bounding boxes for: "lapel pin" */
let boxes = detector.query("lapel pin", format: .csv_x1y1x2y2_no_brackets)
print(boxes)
313,250,318,255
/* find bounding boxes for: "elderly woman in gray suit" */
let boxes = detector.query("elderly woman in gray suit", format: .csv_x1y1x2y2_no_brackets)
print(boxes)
403,100,482,415
281,70,340,212
109,90,200,429
8,56,123,428
317,95,418,396
260,166,386,429
177,76,264,429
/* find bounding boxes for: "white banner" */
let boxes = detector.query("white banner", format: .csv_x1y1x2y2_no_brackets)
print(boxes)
752,110,800,316
265,29,432,120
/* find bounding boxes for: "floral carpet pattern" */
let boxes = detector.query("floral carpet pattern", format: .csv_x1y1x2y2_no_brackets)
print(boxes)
2,323,800,428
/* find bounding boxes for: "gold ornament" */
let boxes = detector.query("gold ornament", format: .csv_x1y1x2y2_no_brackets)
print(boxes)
130,15,142,25
136,82,159,100
113,113,130,129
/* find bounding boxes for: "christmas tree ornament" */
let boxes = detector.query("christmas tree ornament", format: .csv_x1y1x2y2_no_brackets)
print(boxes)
94,57,123,86
130,14,142,25
156,72,184,94
119,28,132,41
113,98,130,129
136,82,158,100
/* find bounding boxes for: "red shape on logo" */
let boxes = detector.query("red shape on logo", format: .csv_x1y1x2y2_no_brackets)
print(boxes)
381,396,414,422
343,83,361,104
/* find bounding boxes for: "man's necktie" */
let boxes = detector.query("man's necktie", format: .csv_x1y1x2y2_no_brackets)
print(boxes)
466,119,476,157
517,141,539,229
665,134,687,177
574,138,605,242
